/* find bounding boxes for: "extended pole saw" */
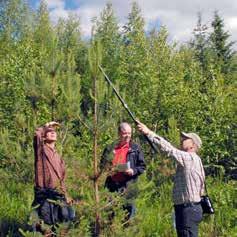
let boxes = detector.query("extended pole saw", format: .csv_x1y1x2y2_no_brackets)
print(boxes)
99,65,157,153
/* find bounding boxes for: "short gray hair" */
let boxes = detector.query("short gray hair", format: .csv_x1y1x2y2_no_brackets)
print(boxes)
118,122,131,133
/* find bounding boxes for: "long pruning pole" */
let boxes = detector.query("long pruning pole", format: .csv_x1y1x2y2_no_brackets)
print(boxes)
99,65,157,153
99,65,136,122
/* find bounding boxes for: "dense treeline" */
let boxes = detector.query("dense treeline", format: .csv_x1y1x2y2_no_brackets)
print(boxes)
0,1,236,236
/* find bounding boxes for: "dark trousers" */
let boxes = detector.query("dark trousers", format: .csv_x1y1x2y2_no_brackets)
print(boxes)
32,187,75,226
124,202,136,219
105,176,136,219
174,203,203,237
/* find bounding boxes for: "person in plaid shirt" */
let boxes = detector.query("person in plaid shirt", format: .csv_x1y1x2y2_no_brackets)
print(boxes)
137,121,205,237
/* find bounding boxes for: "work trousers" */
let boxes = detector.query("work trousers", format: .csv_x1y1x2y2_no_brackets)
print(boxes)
105,176,137,220
32,187,75,225
174,203,203,237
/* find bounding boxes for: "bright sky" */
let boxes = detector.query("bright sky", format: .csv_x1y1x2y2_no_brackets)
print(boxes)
29,0,237,48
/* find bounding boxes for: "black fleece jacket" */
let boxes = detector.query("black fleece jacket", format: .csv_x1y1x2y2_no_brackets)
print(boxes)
100,142,146,184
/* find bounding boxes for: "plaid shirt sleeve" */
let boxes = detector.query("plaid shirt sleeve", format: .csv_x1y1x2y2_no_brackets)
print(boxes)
147,132,194,166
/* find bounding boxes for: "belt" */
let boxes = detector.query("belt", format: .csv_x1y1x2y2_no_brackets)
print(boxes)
175,202,200,208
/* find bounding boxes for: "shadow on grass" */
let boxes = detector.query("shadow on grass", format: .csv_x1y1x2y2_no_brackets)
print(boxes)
0,218,32,237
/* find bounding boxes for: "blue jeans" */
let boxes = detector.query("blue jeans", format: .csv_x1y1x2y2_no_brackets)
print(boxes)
124,203,136,220
174,203,203,237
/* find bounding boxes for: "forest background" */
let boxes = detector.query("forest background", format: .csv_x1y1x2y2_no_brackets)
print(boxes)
0,0,236,236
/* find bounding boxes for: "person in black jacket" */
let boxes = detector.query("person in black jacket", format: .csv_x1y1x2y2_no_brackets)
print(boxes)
100,122,146,219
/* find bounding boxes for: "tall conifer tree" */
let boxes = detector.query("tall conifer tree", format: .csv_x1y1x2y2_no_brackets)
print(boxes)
210,11,235,75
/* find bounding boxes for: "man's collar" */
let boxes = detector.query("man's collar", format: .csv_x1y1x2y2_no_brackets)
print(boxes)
115,141,130,149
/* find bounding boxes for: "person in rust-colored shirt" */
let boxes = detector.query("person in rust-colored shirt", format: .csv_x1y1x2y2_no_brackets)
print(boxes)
32,121,74,233
34,122,66,194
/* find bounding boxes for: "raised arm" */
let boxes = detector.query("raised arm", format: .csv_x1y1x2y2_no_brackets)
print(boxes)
137,121,193,166
33,121,60,156
33,126,44,160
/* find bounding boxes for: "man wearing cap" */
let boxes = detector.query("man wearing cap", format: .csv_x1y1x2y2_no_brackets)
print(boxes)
32,121,74,235
137,121,205,237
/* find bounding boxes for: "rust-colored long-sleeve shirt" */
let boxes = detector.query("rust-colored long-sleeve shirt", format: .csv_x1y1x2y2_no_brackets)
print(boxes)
33,127,66,194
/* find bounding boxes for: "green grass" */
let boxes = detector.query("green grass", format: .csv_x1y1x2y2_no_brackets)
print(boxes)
0,173,236,237
0,178,33,237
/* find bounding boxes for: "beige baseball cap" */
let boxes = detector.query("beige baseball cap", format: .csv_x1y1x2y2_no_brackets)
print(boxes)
181,132,202,149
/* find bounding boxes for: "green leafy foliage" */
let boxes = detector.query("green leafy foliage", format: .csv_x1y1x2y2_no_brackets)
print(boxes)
0,1,236,236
